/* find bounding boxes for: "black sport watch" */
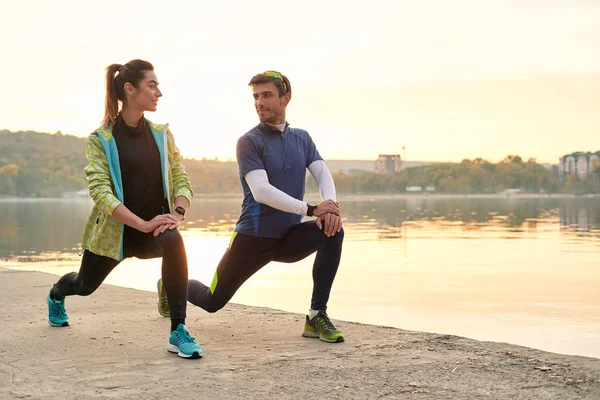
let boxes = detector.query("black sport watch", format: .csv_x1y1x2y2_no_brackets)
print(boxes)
174,206,187,221
306,203,316,217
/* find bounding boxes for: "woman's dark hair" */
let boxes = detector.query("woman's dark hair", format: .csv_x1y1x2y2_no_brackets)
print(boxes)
102,59,154,127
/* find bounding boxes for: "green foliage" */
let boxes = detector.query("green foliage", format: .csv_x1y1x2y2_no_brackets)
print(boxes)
0,130,87,196
308,157,572,194
182,159,239,195
0,129,596,196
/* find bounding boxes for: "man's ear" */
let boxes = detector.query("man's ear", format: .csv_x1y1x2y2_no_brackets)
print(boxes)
283,92,292,106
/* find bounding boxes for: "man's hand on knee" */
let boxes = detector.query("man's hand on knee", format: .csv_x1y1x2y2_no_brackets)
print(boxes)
316,213,343,237
314,200,340,217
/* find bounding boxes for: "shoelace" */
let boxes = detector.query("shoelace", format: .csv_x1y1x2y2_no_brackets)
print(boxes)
177,329,196,344
159,294,169,310
316,312,337,331
50,301,67,318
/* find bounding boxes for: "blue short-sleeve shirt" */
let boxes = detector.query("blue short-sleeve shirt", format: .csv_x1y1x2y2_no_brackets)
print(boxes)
235,122,322,238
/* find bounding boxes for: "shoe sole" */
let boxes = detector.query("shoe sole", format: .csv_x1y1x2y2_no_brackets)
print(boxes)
48,321,69,327
167,344,202,359
157,280,170,318
302,330,344,343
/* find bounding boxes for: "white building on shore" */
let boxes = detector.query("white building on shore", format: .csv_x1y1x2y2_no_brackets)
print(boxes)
375,154,403,174
558,151,600,179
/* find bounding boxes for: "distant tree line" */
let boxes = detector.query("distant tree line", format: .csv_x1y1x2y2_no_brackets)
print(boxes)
0,130,88,197
1,130,599,197
310,156,600,195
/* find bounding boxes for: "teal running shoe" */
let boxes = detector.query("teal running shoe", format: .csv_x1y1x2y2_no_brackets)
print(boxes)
168,324,202,359
47,288,69,327
302,310,344,343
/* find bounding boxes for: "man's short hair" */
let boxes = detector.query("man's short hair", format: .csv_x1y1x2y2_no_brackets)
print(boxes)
248,71,291,97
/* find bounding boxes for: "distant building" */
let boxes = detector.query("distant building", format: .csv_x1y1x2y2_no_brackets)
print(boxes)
375,154,402,174
558,151,600,179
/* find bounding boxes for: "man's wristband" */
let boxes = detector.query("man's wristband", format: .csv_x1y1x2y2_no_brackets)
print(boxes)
306,203,316,217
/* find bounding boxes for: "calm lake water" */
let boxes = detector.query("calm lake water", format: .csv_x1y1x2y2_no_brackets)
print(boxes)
1,195,599,358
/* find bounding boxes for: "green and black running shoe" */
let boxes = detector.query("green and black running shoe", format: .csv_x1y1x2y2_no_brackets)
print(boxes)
302,310,345,343
157,278,170,317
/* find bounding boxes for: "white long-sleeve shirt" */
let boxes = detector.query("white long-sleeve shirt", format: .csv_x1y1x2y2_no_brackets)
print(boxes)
244,160,336,215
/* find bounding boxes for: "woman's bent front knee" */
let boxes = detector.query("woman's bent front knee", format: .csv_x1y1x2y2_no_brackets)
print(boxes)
159,229,183,243
74,281,100,296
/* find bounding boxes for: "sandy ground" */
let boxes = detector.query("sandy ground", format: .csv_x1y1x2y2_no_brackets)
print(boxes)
1,268,599,400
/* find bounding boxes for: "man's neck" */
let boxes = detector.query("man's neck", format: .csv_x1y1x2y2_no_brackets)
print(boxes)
266,121,286,133
268,111,286,126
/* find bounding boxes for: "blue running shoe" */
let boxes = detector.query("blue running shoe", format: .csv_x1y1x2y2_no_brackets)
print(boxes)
168,324,202,359
47,288,69,327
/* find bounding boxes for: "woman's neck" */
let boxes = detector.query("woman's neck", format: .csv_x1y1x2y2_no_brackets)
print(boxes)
120,107,144,128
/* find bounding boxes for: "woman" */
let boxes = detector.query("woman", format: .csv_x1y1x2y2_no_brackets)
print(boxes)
46,59,201,359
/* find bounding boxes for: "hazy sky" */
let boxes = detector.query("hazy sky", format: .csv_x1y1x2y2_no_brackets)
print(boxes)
2,0,599,163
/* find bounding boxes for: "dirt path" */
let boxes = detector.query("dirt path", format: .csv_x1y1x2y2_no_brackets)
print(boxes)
1,268,598,399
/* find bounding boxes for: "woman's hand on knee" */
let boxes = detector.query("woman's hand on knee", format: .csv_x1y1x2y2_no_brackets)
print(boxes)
141,214,180,234
153,221,180,237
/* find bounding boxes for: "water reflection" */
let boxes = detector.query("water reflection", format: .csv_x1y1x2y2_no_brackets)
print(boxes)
2,196,599,358
1,196,599,259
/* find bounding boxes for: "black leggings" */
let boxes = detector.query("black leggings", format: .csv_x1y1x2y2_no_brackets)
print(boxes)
52,229,189,320
188,220,344,313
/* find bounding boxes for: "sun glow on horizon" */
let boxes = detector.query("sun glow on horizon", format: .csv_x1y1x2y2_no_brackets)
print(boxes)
2,0,599,164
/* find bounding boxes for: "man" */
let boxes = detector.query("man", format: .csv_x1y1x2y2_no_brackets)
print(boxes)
158,71,345,343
